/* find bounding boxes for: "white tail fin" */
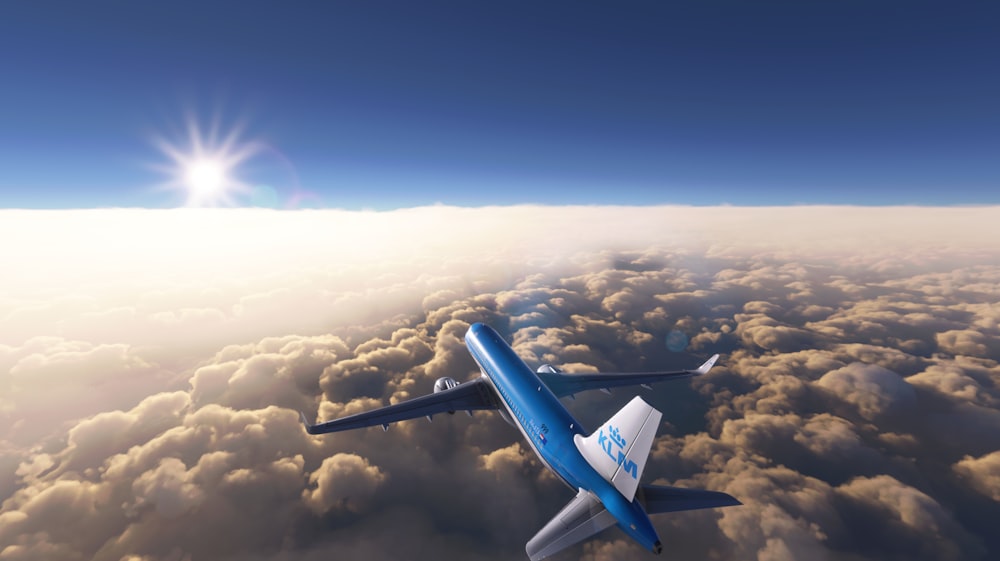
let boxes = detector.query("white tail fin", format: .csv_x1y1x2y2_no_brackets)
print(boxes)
574,396,662,500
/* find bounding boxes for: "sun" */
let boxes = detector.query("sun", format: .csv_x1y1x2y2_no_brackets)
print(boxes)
185,159,227,201
151,118,260,207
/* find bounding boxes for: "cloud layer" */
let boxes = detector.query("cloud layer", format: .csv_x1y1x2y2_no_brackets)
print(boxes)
2,206,999,560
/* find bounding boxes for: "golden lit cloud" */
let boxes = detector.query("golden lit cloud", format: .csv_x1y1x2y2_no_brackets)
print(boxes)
1,205,999,561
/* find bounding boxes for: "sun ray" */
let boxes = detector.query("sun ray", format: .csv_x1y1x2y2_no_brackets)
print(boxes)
150,116,262,207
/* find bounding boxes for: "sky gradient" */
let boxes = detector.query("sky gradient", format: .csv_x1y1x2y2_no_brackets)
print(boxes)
1,1,998,209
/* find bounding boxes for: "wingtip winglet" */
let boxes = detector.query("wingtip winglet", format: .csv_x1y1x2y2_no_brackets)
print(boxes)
299,411,316,434
695,354,720,375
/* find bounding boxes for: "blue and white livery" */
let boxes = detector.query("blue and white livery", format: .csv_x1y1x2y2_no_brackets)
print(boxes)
301,322,739,559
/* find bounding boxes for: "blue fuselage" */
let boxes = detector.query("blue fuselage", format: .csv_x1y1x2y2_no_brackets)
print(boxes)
464,323,660,550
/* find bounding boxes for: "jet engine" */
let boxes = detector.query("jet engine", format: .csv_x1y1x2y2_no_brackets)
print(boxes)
434,376,459,393
433,377,460,415
536,364,561,374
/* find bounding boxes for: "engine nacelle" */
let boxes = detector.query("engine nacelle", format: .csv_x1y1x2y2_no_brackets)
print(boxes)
434,376,459,393
536,364,561,374
497,408,516,427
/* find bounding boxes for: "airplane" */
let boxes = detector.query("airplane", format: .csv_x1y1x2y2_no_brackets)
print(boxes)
300,322,740,559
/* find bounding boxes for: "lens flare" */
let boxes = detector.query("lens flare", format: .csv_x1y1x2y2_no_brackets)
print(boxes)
665,329,688,352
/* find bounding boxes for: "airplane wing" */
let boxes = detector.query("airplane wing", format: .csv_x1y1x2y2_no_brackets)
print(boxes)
537,354,719,398
300,378,497,434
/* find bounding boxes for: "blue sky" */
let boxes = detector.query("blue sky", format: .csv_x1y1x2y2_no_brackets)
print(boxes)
1,0,997,209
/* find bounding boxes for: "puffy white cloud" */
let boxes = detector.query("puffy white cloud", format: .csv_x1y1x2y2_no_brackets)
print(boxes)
815,363,917,421
837,475,981,561
937,330,992,358
130,457,206,518
303,453,386,514
953,451,1000,502
908,362,997,406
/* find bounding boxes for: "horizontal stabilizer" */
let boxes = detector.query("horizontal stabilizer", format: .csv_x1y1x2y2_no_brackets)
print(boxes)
637,484,741,514
574,396,662,500
526,489,617,561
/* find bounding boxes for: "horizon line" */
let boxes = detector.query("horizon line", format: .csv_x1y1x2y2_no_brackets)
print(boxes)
4,202,1000,212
